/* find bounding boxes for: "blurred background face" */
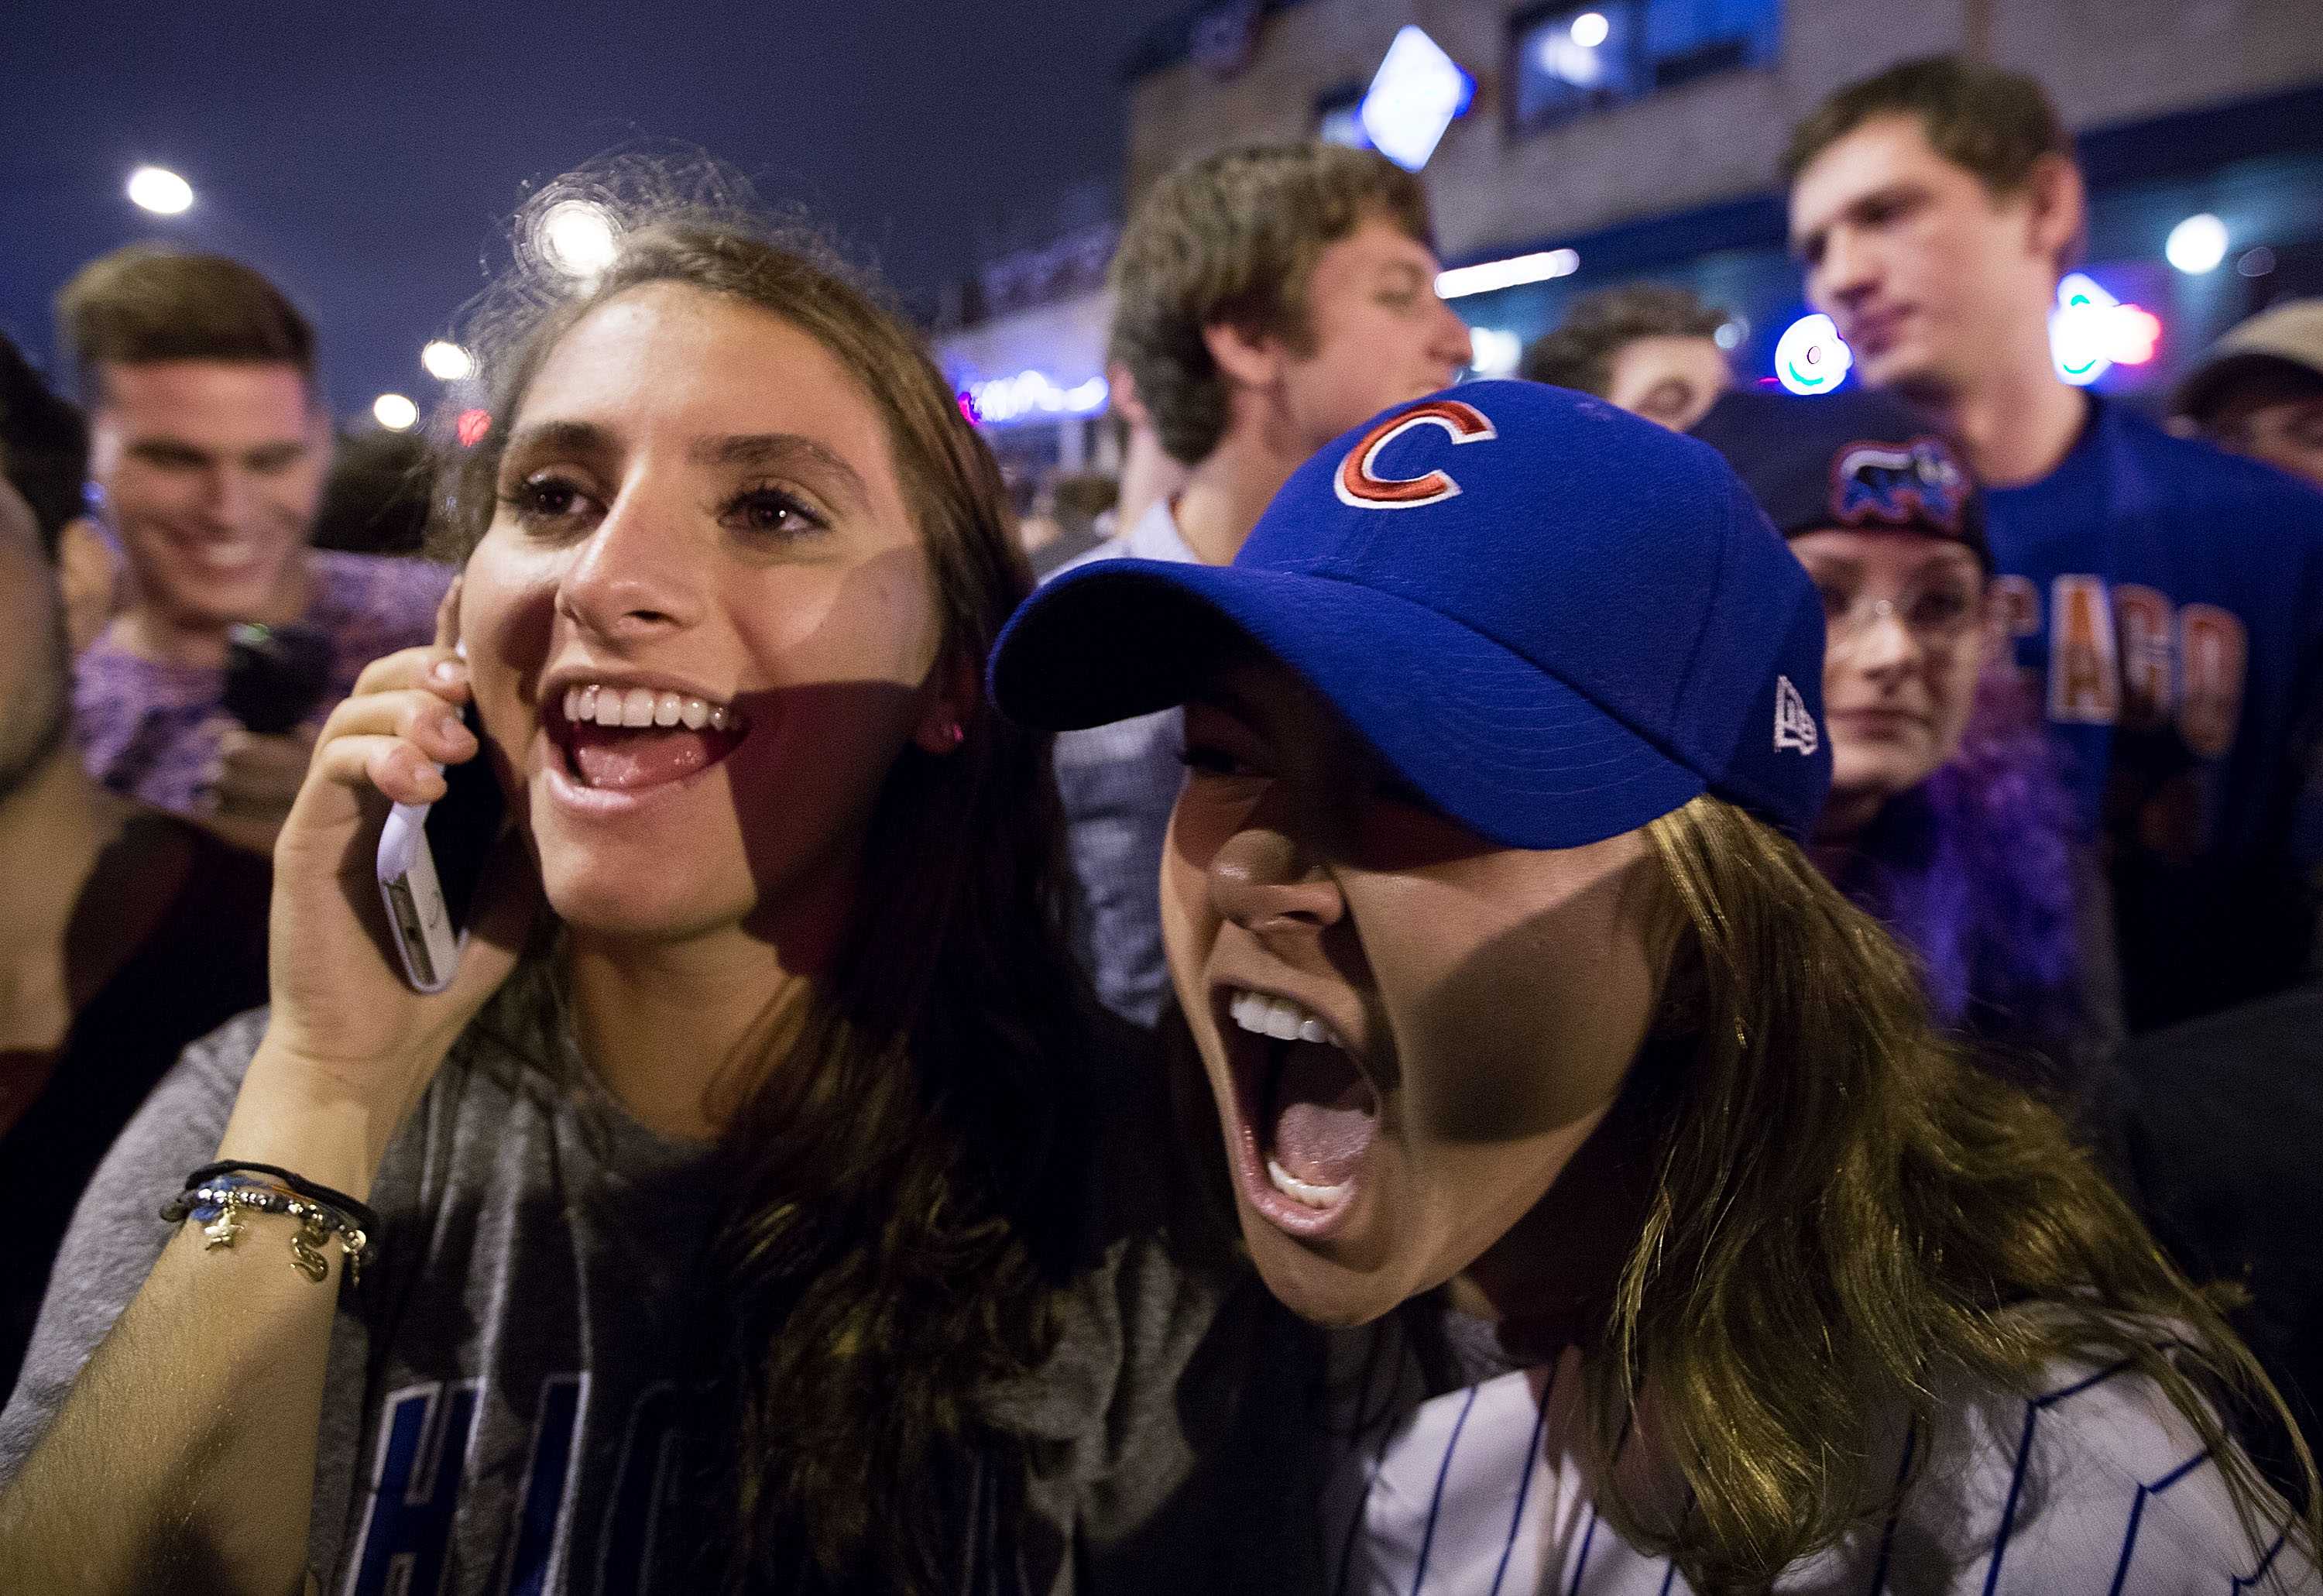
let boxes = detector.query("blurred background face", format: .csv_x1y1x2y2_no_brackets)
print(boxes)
1789,115,2061,393
1159,651,1663,1327
87,361,327,630
1278,215,1474,449
1790,530,1992,823
2201,376,2323,490
0,482,71,803
459,282,945,947
1603,335,1731,431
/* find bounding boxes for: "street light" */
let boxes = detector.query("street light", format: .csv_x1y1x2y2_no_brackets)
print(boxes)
127,166,193,215
537,201,619,279
422,341,475,381
2165,214,2228,275
374,393,419,431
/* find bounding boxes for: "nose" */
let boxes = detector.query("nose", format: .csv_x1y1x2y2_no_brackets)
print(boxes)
1431,297,1476,376
1207,824,1346,942
203,463,252,532
1848,604,1920,678
557,482,704,641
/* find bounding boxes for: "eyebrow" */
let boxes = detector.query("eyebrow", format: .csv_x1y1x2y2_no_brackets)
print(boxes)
500,419,616,465
690,433,870,510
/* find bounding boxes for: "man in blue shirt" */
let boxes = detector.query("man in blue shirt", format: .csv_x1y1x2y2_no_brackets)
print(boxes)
1787,57,2323,1030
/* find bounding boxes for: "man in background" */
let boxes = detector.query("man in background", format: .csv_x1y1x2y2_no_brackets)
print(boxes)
59,246,448,848
1060,142,1474,1025
2173,299,2323,493
1787,57,2323,1031
1519,282,1734,431
0,335,269,1392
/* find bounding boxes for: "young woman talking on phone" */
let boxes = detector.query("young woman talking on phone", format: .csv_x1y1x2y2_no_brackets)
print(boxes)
0,159,1316,1595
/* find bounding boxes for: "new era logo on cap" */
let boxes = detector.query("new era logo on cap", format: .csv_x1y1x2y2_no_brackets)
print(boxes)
1774,674,1819,755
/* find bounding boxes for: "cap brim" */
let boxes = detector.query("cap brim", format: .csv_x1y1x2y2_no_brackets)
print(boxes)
2174,351,2323,420
990,558,1704,850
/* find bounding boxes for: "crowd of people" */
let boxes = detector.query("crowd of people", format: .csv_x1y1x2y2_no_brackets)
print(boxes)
0,50,2320,1596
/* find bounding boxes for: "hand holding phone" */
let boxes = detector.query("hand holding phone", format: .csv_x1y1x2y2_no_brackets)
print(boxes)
243,582,538,1182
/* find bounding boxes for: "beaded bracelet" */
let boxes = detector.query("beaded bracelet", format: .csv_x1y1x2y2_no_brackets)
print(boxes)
177,1160,379,1239
160,1173,370,1285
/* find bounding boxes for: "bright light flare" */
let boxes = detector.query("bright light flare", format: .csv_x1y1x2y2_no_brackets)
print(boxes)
373,393,419,431
1774,314,1852,395
1436,248,1578,299
2164,214,2228,275
963,369,1109,427
456,408,492,448
127,166,193,215
537,201,619,279
1359,26,1474,171
421,341,474,381
1569,11,1610,47
1467,328,1522,376
2048,273,2162,386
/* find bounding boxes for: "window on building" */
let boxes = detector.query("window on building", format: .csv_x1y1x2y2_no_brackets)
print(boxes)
1510,0,1780,134
1317,81,1371,149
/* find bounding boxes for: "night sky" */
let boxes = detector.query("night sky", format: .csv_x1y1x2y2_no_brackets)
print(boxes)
0,0,1187,421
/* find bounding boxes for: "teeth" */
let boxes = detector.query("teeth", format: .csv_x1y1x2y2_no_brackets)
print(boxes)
1266,1158,1349,1209
560,685,741,733
1227,988,1347,1050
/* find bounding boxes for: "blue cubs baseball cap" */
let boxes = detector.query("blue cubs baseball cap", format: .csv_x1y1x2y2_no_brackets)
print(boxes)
990,379,1831,848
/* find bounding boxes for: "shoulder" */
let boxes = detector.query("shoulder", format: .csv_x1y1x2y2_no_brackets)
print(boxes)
1041,500,1193,585
309,551,456,642
1896,1348,2312,1592
2104,404,2323,530
1042,528,1140,584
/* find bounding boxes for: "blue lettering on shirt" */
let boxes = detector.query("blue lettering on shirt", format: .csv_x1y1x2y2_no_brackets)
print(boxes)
345,1381,485,1596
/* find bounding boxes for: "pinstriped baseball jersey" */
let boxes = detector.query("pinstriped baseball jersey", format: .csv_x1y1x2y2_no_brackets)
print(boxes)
1322,1316,2313,1595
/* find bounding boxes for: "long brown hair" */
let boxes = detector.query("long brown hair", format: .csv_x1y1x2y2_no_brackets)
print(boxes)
436,155,1089,1594
1594,794,2318,1590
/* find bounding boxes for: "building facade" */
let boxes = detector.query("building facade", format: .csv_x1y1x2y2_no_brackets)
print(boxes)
942,0,2323,456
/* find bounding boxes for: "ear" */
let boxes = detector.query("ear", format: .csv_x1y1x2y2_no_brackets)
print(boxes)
2023,152,2087,274
910,647,980,756
1108,361,1155,433
1200,320,1288,394
1649,918,1711,1042
56,516,119,654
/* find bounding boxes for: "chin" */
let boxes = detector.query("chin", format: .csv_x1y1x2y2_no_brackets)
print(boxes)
1244,1224,1410,1328
539,857,744,943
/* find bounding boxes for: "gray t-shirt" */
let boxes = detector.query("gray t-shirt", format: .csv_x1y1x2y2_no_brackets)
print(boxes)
0,985,1332,1595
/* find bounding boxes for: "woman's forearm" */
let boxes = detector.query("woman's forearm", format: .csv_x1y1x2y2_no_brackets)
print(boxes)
0,1048,382,1596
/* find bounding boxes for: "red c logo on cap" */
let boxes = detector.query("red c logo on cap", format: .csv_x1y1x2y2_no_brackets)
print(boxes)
1334,400,1498,510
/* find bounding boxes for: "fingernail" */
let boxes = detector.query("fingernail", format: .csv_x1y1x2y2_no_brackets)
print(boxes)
431,657,467,685
441,712,477,749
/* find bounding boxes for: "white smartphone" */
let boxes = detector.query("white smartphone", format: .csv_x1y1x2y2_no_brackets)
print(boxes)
375,701,504,994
